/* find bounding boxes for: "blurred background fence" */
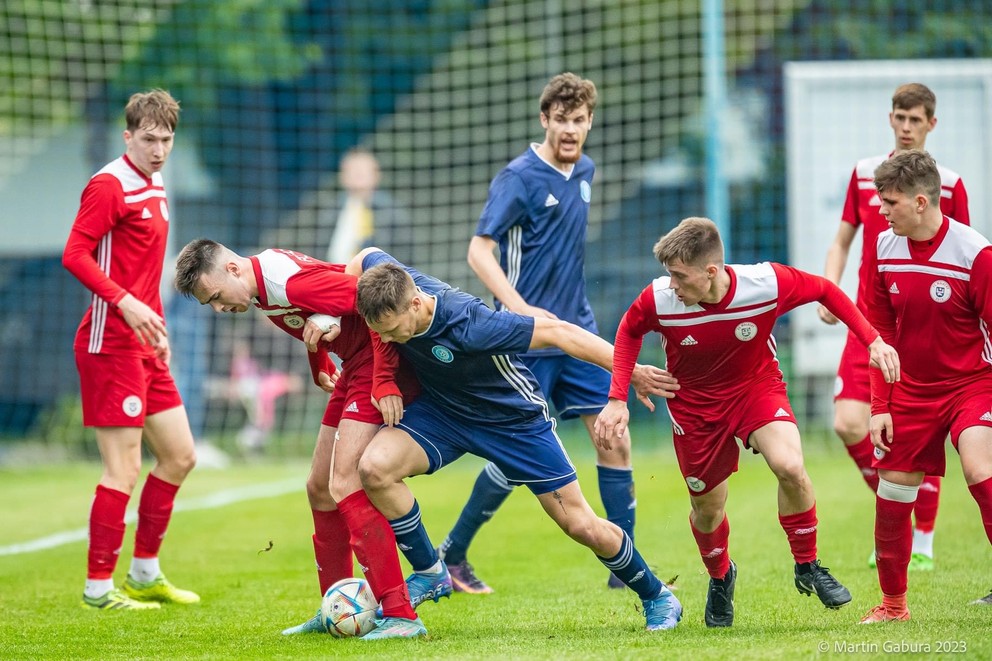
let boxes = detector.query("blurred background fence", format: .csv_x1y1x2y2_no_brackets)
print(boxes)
2,0,991,461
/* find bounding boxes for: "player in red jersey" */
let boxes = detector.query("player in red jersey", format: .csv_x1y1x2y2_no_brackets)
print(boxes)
820,84,969,570
860,150,992,622
595,217,901,628
173,239,427,639
62,90,199,610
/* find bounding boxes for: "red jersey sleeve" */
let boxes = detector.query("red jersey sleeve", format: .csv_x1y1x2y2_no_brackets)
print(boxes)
863,245,898,414
772,263,878,347
608,286,656,401
61,176,129,305
369,330,402,401
970,247,992,329
306,345,336,387
840,169,860,227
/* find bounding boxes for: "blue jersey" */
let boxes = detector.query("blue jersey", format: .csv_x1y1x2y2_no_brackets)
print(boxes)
363,250,551,425
475,146,598,356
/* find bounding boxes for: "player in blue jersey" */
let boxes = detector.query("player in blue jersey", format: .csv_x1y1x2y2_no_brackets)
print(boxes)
438,73,635,593
348,248,683,634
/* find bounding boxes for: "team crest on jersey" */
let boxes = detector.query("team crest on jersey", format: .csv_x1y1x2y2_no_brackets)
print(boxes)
431,345,454,363
122,395,143,418
930,280,951,303
734,322,758,342
283,315,305,329
685,476,706,493
160,200,169,221
580,180,591,203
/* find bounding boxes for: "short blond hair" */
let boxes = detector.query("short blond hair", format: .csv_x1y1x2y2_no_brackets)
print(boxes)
653,217,724,267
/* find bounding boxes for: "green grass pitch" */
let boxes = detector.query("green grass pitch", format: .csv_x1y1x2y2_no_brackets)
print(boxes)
1,424,989,660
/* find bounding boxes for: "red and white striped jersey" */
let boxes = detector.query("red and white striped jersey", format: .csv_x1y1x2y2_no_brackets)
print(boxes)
842,153,969,310
64,155,169,356
611,263,877,415
249,249,398,393
867,217,992,411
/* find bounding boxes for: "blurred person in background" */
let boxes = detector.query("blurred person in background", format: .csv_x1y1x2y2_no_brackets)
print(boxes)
62,89,199,610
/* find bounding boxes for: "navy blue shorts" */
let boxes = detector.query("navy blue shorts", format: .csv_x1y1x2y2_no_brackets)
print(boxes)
522,354,610,420
397,397,577,494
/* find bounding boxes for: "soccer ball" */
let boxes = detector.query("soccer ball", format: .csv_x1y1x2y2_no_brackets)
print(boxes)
320,577,379,638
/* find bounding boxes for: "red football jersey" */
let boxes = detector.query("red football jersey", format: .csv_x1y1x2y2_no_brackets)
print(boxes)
842,153,969,310
63,155,170,356
611,262,878,417
867,217,992,412
250,249,398,394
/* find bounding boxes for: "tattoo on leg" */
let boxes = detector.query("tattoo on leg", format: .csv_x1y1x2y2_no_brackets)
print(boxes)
552,489,565,512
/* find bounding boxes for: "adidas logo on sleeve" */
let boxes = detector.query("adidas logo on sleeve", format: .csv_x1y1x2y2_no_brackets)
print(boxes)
680,335,698,346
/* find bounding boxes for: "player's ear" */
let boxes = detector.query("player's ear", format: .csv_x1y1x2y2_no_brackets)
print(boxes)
540,112,549,130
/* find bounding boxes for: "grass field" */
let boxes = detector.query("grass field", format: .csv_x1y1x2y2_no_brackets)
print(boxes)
1,426,989,660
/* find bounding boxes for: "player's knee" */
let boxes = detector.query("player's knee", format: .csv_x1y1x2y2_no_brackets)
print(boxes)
773,459,808,488
357,452,394,492
305,474,333,507
833,410,868,444
168,447,197,479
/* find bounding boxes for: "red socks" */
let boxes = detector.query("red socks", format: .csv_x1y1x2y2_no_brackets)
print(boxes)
845,436,880,492
87,485,129,579
875,480,917,598
779,504,818,564
690,513,730,579
311,509,353,596
133,474,179,559
913,475,941,533
338,491,416,621
968,476,992,545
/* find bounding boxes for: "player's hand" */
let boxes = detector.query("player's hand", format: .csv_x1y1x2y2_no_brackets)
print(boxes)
303,315,341,352
869,412,893,452
593,399,630,450
373,394,405,426
868,336,900,384
317,370,339,393
817,304,838,325
630,364,679,412
155,336,171,365
117,293,167,346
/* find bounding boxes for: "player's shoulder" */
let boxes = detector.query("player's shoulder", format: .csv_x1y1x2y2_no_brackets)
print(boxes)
853,154,887,178
943,219,990,256
504,148,540,175
935,161,964,186
732,262,776,280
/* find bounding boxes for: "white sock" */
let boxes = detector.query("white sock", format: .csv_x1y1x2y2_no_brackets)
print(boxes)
418,560,443,575
912,529,934,557
129,557,161,583
84,578,114,599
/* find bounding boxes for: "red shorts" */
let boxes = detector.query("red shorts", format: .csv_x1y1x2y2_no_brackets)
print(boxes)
873,379,992,476
670,377,797,495
321,358,420,428
834,331,870,403
75,351,183,427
